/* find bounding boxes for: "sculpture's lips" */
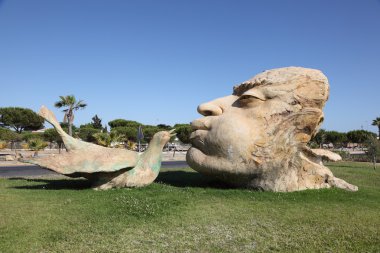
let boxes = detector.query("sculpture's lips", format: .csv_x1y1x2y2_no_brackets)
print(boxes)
189,130,208,150
190,118,210,131
189,118,210,152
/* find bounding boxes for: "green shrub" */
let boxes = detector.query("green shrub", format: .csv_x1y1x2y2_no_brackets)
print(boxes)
27,138,48,151
335,150,351,160
0,128,21,141
77,127,100,143
21,132,44,141
0,141,8,149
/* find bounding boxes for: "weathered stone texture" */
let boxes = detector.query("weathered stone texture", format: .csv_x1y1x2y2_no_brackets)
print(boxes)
187,67,358,192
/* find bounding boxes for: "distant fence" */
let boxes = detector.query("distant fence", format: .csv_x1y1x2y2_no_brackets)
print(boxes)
1,141,64,150
335,150,380,163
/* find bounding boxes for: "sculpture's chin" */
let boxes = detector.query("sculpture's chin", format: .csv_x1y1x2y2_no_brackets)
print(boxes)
186,147,254,176
187,146,230,176
186,147,208,173
187,147,262,187
186,146,206,164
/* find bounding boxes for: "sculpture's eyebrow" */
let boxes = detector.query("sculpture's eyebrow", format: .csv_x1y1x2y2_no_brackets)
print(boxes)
232,81,264,96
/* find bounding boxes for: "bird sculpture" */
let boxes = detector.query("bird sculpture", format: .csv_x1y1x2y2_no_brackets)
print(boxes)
21,106,175,190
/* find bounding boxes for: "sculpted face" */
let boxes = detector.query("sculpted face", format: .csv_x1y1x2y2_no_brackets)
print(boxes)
187,67,357,192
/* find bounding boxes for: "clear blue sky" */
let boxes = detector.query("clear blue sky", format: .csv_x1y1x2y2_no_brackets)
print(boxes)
0,0,379,133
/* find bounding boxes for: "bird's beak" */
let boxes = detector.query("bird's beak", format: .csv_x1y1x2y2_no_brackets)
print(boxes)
169,128,176,137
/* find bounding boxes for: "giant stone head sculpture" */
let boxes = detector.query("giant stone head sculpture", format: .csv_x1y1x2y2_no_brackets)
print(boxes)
187,67,357,192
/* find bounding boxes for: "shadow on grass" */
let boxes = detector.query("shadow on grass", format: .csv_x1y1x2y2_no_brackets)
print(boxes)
156,170,233,189
9,170,233,190
9,177,92,190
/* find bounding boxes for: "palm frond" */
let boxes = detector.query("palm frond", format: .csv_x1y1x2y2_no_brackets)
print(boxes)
75,100,87,109
67,95,76,104
372,117,380,126
54,101,63,108
55,95,72,108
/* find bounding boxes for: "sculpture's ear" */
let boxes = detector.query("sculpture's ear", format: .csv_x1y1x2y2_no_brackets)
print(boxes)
272,108,323,145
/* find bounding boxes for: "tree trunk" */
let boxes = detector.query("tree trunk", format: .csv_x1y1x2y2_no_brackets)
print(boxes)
68,112,74,136
68,123,73,136
374,156,377,170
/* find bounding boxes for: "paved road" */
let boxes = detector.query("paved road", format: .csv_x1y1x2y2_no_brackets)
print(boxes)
0,161,189,178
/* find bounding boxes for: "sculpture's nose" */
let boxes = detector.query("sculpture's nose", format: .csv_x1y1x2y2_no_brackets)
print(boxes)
197,102,223,116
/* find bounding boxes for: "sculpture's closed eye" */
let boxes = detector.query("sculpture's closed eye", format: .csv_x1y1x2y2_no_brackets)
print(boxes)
241,89,266,101
237,89,267,107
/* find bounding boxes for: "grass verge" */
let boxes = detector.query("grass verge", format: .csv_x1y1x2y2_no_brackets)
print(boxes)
0,162,379,252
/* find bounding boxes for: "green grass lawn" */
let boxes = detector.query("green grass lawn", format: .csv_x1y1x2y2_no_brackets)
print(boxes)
0,162,379,252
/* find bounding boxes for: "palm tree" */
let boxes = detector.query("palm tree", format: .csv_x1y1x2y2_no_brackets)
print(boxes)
27,138,48,157
54,95,87,136
372,117,380,139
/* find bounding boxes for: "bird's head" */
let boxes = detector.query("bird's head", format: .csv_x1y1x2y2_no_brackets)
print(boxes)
151,129,176,147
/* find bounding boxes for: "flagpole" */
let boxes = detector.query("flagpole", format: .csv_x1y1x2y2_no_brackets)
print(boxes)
137,125,143,153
